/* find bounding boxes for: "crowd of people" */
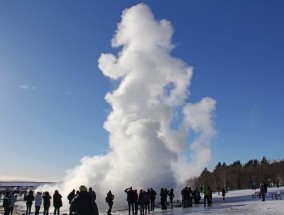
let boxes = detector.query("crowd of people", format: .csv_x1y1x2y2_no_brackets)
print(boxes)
124,187,157,215
2,189,62,215
180,185,217,208
1,184,229,215
2,192,17,215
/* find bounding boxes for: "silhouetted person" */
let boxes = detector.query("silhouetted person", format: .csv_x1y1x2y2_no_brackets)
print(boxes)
182,187,190,208
53,190,62,215
188,187,193,207
145,189,151,213
3,192,11,215
25,190,34,215
208,187,213,205
150,188,156,211
67,189,76,215
222,187,226,200
88,187,96,202
138,189,145,215
169,188,174,209
125,187,135,214
70,185,99,215
105,190,114,215
193,187,201,204
260,182,268,201
160,188,167,210
42,191,51,215
134,190,138,214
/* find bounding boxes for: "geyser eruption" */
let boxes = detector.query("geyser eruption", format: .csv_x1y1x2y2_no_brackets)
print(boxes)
41,3,216,210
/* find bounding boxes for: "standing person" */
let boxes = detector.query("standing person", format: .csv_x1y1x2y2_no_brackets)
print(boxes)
160,188,165,210
105,190,114,215
138,189,145,215
53,190,62,215
188,187,193,207
164,188,168,210
208,187,213,206
70,185,99,215
35,192,42,215
42,191,52,215
67,189,76,215
169,189,174,209
125,187,135,214
3,192,11,215
222,187,226,200
9,193,17,215
150,188,156,211
183,187,189,208
201,186,210,207
260,182,268,201
193,187,201,204
25,190,35,215
134,189,139,214
88,187,96,202
276,180,279,188
144,189,151,213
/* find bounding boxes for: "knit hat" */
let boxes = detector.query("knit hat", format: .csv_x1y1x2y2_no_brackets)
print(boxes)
79,185,87,192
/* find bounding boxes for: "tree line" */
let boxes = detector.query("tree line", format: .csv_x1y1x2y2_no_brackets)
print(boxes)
191,156,284,191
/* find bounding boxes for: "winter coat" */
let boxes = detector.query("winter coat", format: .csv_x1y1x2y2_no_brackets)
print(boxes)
150,189,156,200
42,194,51,208
25,193,35,206
3,194,10,208
70,191,99,215
88,190,96,202
138,191,145,205
67,191,76,203
202,186,210,196
35,193,42,207
106,192,114,205
9,195,17,207
53,192,62,208
125,188,135,203
222,188,226,197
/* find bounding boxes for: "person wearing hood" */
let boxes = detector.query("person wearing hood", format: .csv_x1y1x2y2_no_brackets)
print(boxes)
70,185,99,215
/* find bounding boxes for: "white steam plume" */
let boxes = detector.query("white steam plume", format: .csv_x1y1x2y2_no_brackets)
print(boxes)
38,3,216,210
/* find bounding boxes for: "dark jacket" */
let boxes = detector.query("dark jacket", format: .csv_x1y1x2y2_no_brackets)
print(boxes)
53,192,62,208
42,193,52,208
25,193,35,206
106,191,114,205
70,191,99,215
68,190,76,203
88,190,96,202
3,194,10,208
125,188,135,203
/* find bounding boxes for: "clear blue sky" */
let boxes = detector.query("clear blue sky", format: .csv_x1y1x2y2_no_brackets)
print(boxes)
0,0,284,182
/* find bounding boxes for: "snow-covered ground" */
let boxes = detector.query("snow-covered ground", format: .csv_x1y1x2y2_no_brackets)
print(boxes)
1,187,283,215
112,187,284,215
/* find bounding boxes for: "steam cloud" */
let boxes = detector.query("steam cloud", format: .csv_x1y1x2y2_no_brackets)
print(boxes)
40,3,216,210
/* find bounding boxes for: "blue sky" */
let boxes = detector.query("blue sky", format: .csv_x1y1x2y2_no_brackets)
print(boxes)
0,0,284,182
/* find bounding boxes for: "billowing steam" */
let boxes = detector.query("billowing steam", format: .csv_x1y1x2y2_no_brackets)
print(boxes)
38,3,216,210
